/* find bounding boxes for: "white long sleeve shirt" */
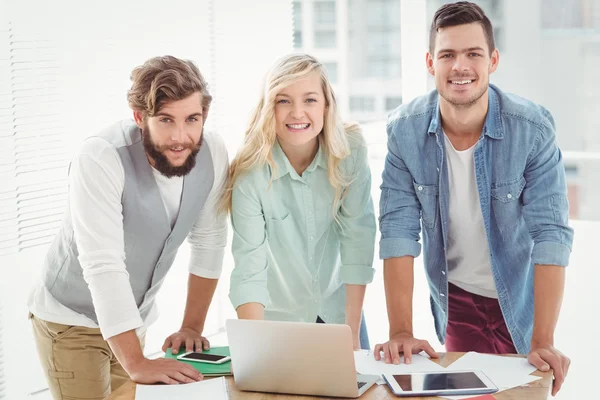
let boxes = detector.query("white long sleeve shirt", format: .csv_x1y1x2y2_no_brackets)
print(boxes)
28,130,229,339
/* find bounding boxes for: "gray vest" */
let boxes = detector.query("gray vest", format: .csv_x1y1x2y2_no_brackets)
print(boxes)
43,119,214,324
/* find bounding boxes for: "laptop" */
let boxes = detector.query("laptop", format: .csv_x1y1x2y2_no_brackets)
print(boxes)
226,319,379,398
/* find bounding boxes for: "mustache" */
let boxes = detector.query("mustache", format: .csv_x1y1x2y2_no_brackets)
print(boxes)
154,141,199,152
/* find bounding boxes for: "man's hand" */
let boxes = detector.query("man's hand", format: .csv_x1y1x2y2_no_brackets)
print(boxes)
162,327,210,355
374,332,439,364
527,343,570,396
127,358,203,384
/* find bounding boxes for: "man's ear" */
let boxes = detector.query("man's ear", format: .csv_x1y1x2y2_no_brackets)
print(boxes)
426,52,435,77
489,48,500,74
133,110,145,127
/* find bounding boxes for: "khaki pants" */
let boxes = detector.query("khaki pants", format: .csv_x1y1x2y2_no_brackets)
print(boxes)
30,313,145,400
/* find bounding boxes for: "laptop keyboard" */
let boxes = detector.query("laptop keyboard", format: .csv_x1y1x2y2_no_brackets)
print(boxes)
357,381,367,390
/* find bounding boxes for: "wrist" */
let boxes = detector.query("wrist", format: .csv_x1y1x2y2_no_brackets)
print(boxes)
531,335,554,349
180,325,203,335
390,324,413,338
122,353,147,374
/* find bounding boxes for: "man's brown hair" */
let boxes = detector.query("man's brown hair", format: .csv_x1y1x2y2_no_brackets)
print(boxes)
127,55,212,118
429,1,495,55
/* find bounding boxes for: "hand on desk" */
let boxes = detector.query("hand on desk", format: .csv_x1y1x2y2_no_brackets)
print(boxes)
527,342,570,396
127,357,204,385
373,332,439,364
162,327,210,354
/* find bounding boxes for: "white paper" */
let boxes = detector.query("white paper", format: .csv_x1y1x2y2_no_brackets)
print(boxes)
136,376,228,400
354,350,446,384
442,352,542,399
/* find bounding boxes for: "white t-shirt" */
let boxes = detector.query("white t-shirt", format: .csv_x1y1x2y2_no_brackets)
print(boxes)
28,131,229,339
444,133,498,299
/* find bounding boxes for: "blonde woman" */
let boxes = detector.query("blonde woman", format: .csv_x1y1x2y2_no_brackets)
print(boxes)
223,54,376,349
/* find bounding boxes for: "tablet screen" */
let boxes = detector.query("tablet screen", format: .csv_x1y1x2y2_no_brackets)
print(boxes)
393,372,486,391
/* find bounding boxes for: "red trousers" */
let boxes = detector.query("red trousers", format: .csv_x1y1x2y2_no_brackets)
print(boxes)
445,283,518,354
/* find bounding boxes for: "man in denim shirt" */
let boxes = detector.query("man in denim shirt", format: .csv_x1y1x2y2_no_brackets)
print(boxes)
373,2,573,396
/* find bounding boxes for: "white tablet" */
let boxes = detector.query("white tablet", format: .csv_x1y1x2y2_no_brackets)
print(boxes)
382,370,498,397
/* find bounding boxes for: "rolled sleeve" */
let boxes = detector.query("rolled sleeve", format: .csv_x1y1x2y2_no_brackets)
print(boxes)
378,121,422,259
532,241,571,267
229,176,271,309
340,264,375,285
522,111,574,266
337,142,376,285
379,237,422,259
229,281,271,310
189,247,225,279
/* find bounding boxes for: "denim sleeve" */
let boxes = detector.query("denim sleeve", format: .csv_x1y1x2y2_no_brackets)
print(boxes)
378,121,422,260
336,143,376,284
229,175,271,309
522,110,574,266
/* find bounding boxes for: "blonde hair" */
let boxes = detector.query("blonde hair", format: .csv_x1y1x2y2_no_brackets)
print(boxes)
127,55,212,118
220,53,362,216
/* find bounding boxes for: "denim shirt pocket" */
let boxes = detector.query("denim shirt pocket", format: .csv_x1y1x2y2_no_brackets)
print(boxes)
413,181,439,230
490,176,526,235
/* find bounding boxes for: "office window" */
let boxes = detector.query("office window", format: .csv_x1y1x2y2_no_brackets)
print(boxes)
315,1,336,26
385,96,403,110
349,96,375,112
315,30,336,48
367,59,401,78
293,1,303,48
367,30,401,58
294,31,303,48
293,1,302,30
322,62,338,83
367,0,401,28
542,0,583,29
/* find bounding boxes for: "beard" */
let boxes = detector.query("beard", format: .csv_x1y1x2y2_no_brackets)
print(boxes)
439,74,488,108
142,127,203,178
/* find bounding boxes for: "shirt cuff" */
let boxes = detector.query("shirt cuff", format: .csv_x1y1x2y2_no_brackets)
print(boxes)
189,248,224,279
340,265,375,285
229,284,271,310
532,241,571,266
379,237,421,259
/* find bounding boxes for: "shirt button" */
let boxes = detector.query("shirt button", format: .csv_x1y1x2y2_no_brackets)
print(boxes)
418,186,423,191
507,193,513,199
441,270,446,275
440,293,446,297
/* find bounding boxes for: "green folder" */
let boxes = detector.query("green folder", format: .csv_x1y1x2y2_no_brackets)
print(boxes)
165,346,232,376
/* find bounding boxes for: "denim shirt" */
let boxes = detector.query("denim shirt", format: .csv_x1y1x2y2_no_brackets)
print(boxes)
379,84,574,354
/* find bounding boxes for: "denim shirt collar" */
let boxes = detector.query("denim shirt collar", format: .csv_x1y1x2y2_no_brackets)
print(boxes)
427,84,505,140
